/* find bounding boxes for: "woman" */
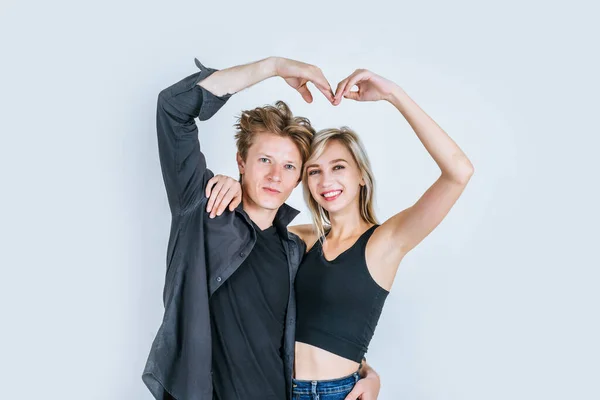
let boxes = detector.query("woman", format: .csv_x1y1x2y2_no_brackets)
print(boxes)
207,68,474,399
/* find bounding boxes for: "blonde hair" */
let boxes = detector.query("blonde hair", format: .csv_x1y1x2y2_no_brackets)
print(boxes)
302,127,378,240
234,101,315,180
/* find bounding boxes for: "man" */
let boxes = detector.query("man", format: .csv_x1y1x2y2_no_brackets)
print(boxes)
142,56,380,400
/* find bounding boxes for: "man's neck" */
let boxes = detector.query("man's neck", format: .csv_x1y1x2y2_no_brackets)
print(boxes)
242,195,278,231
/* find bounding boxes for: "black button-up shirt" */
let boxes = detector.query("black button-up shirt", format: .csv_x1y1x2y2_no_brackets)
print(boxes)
142,59,305,400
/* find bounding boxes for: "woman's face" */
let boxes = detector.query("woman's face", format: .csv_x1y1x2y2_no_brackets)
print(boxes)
305,140,364,215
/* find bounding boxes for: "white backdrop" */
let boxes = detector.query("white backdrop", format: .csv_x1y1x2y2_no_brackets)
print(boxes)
1,0,599,399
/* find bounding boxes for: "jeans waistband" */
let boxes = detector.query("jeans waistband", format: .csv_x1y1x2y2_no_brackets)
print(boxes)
292,370,360,395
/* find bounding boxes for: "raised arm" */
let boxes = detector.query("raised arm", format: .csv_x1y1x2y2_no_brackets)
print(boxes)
158,57,333,217
156,58,232,216
335,69,474,288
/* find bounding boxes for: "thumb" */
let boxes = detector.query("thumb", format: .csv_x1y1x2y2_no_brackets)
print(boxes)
343,386,362,400
343,90,360,101
297,84,314,103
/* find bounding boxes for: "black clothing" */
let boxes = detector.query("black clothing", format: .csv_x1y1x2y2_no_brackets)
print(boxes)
295,225,389,363
210,222,290,400
142,59,306,400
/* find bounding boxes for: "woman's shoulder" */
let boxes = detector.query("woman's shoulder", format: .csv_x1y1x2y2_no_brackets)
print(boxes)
288,224,320,252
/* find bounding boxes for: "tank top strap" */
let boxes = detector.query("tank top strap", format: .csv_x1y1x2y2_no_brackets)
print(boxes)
343,224,379,260
310,225,379,258
356,224,379,248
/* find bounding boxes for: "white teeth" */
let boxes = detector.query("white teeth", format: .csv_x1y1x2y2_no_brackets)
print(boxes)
323,190,341,198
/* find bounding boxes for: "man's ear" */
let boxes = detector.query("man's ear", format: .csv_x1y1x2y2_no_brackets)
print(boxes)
236,152,245,175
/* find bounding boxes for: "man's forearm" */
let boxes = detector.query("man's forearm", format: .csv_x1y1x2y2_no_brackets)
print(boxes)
197,57,278,97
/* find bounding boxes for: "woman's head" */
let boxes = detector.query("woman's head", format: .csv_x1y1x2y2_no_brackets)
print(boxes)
302,127,378,238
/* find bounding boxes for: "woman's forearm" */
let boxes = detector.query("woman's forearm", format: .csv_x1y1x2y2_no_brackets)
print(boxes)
388,86,474,183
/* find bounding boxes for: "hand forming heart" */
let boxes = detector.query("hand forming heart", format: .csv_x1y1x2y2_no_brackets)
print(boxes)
274,57,398,106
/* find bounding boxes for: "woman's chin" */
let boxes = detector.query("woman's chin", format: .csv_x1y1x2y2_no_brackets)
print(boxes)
318,200,346,214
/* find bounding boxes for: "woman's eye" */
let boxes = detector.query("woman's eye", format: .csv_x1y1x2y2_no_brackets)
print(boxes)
333,165,345,171
308,170,320,176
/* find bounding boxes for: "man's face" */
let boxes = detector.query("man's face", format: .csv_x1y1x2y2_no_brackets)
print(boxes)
237,132,302,211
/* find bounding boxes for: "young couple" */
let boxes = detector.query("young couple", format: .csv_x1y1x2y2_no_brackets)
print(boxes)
142,56,473,400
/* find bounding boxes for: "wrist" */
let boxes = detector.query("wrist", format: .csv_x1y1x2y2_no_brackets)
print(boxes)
386,85,407,107
264,56,282,78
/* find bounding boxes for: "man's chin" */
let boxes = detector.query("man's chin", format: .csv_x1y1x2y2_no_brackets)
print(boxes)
257,200,285,211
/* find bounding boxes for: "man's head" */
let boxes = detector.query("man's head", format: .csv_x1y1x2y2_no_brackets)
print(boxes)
234,101,315,211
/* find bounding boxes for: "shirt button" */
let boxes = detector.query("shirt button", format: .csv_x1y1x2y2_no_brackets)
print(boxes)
240,252,245,258
216,276,222,282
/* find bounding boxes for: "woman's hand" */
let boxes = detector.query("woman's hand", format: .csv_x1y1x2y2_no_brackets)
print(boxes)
333,69,398,105
205,174,242,218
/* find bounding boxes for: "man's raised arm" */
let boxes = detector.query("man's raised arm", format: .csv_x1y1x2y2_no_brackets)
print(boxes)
157,57,333,216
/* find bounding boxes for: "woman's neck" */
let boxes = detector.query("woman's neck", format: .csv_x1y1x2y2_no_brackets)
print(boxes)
327,205,372,241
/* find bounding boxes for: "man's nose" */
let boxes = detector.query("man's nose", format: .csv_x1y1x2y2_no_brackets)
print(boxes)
267,166,282,182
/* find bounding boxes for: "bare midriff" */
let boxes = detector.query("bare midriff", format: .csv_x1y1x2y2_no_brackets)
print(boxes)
294,341,360,380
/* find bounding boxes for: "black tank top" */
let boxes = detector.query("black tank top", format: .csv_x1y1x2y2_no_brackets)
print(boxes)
294,225,389,363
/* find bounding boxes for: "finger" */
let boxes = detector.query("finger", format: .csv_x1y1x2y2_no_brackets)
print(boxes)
297,84,314,103
314,82,335,103
309,70,335,102
336,71,362,105
210,186,230,218
205,176,219,200
344,90,360,101
343,385,363,400
335,70,364,104
216,191,235,216
229,192,242,211
335,69,363,103
334,79,349,105
206,180,224,213
343,71,369,97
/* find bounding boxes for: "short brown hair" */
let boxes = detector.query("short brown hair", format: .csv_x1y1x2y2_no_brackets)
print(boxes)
234,101,315,168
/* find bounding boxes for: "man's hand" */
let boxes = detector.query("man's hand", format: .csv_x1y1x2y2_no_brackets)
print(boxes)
274,57,335,104
344,359,381,400
205,174,242,218
344,374,381,400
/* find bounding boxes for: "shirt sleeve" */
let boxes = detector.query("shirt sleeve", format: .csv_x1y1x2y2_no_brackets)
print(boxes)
156,58,232,216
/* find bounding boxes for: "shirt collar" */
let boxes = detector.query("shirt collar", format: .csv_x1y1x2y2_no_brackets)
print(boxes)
234,202,300,237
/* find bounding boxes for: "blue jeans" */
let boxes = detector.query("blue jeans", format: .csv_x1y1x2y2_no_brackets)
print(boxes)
292,371,360,400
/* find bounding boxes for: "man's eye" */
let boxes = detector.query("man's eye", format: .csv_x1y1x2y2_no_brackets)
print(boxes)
285,164,296,170
259,158,270,163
